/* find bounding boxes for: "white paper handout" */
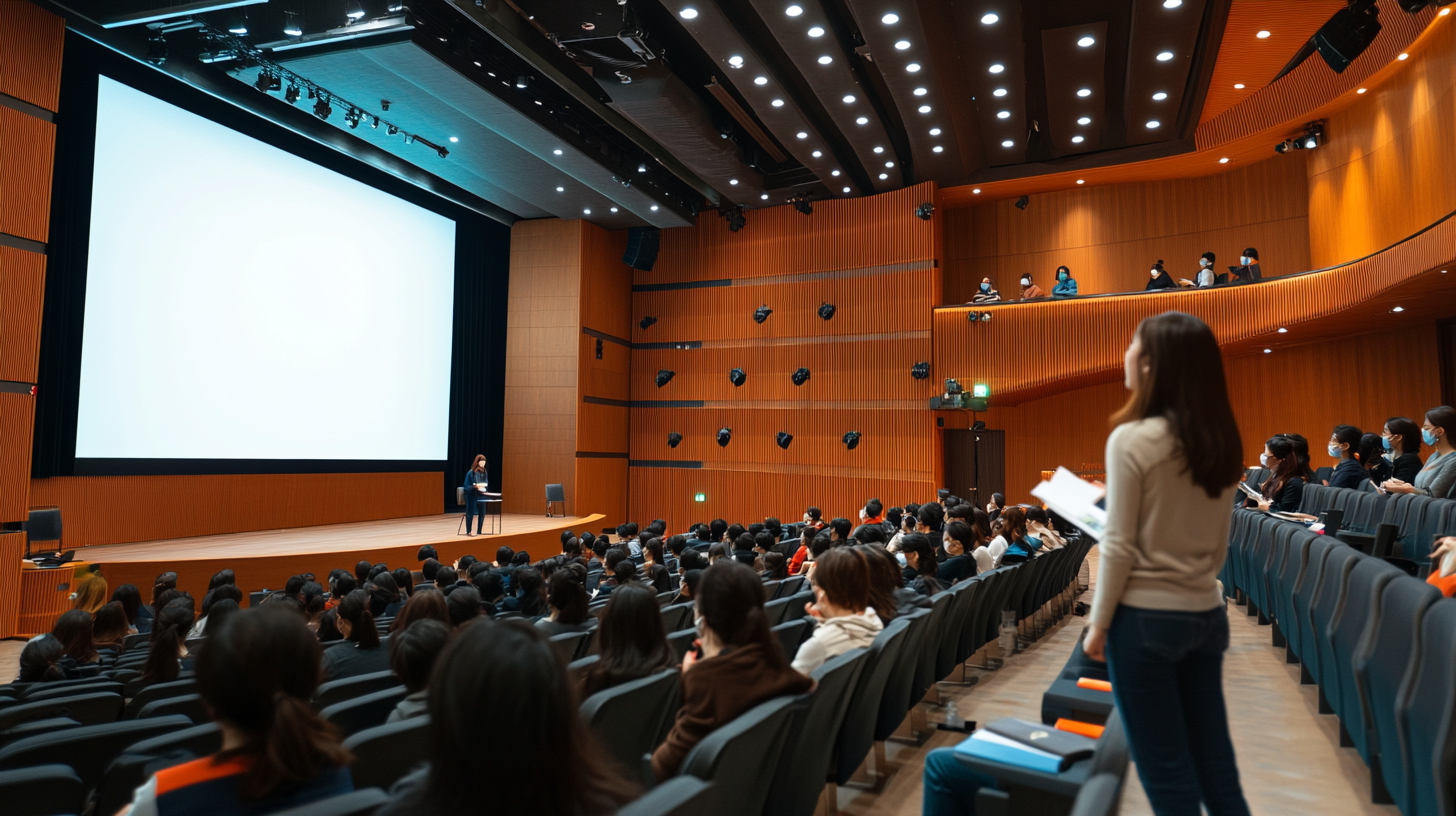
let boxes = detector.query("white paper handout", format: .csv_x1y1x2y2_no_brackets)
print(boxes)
1030,467,1107,538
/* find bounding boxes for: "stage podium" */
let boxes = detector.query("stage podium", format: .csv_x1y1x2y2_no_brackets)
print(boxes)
457,491,503,535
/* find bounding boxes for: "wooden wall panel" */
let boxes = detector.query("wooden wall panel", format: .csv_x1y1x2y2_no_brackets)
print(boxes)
28,472,441,549
575,222,633,527
1307,14,1456,267
0,245,45,381
0,2,64,112
580,226,632,341
0,532,22,638
503,220,581,514
578,399,629,453
0,391,34,521
0,106,56,243
943,154,1311,303
575,457,628,532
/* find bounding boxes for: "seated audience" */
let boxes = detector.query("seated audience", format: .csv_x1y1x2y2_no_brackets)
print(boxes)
446,586,484,627
899,534,941,597
972,277,1001,303
536,568,592,635
1381,406,1456,498
1382,416,1425,484
191,584,244,638
368,571,405,618
141,604,195,684
1024,507,1065,550
1231,247,1262,283
1051,265,1077,298
986,494,1005,522
1255,435,1306,513
321,589,389,681
1179,251,1217,288
671,568,704,606
111,583,143,633
1430,537,1456,597
792,548,883,674
760,551,788,581
72,574,108,614
938,521,978,585
651,562,813,781
137,571,178,634
375,621,637,816
583,583,676,697
388,619,451,723
503,567,548,618
997,507,1041,564
732,533,758,566
644,563,674,594
122,606,352,815
390,588,451,633
17,634,67,682
92,601,132,654
788,529,811,575
51,609,100,676
1145,260,1176,291
1019,273,1044,300
1326,424,1367,489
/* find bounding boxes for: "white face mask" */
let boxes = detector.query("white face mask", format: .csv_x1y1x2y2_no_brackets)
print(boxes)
1020,277,1029,286
1259,453,1272,468
1199,258,1209,267
859,508,867,520
1150,270,1159,278
1240,256,1250,265
803,513,811,523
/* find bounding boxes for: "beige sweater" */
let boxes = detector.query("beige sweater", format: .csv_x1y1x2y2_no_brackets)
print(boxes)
1088,417,1236,630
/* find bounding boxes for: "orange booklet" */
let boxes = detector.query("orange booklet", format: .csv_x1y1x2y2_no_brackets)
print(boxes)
1076,677,1113,692
1055,718,1106,739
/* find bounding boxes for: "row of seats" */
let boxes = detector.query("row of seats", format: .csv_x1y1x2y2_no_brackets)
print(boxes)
1295,482,1456,566
1221,506,1456,816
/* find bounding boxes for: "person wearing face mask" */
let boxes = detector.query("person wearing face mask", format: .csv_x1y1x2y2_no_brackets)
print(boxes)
1381,406,1456,498
1357,432,1392,486
1380,417,1425,484
1253,435,1305,513
1145,260,1176,291
1019,273,1045,300
1051,265,1078,298
1326,425,1367,489
938,521,979,585
971,276,1001,303
1179,252,1217,288
1230,247,1262,284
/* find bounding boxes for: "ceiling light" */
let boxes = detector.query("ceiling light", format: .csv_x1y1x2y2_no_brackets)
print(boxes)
611,207,619,213
832,170,841,176
809,26,825,37
1163,0,1182,6
729,179,739,185
895,40,911,50
728,55,744,67
786,4,803,16
755,76,769,85
1357,87,1367,93
638,163,648,173
932,145,943,152
874,146,884,153
981,12,999,24
283,11,303,36
914,87,928,96
882,12,899,24
1277,327,1287,333
929,127,941,135
1077,88,1091,97
679,7,698,19
812,150,822,157
1153,92,1168,100
879,173,888,179
1263,349,1272,354
345,1,365,20
796,131,808,139
993,88,1008,97
1076,179,1084,184
556,186,564,192
996,110,1011,119
906,63,921,72
1442,6,1451,13
1077,116,1091,125
228,9,248,33
989,63,1005,73
449,136,459,143
584,209,592,215
1234,83,1245,89
1157,51,1174,61
1146,120,1160,128
651,205,659,211
1001,139,1014,147
1393,306,1405,312
1219,157,1229,163
516,75,529,89
817,55,833,64
553,149,563,155
1071,135,1084,143
856,116,869,124
761,194,769,200
918,105,931,113
1398,53,1409,60
842,186,851,193
1077,36,1095,47
885,161,895,167
972,187,981,193
772,98,785,107
843,94,856,103
1256,30,1270,38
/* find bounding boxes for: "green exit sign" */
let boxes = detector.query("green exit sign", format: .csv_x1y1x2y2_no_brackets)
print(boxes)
972,383,990,398
694,492,706,502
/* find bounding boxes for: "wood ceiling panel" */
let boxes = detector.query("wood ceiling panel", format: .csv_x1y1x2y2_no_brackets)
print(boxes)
1199,0,1348,124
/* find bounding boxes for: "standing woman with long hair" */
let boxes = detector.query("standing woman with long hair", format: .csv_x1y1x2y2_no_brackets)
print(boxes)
1082,311,1251,816
463,454,490,537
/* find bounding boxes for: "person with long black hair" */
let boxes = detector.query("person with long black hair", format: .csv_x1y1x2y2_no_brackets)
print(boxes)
899,534,941,596
1081,311,1250,816
140,604,195,685
1381,417,1425,484
1255,435,1306,514
463,454,491,536
321,589,388,681
1326,425,1366,489
1358,432,1392,486
582,583,675,697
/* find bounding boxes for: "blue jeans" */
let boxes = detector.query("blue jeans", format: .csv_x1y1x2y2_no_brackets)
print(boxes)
923,748,998,816
465,496,484,534
1106,604,1250,816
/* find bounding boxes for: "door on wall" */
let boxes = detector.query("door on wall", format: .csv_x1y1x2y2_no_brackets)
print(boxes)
943,429,1005,509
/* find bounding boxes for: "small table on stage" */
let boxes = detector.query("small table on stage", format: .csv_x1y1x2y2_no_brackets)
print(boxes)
460,493,503,535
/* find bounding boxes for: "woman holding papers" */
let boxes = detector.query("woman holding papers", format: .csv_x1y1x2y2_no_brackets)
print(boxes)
463,455,490,536
1081,312,1251,816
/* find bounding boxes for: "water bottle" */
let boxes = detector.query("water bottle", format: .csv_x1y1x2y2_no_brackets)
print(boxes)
944,699,964,729
999,610,1017,656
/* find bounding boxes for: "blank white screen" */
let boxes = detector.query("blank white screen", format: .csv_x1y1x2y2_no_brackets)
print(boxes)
76,76,457,461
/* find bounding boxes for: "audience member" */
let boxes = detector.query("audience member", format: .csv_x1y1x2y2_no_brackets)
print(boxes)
321,588,388,681
191,584,243,638
390,588,451,633
1179,252,1217,288
583,583,676,697
137,571,178,634
997,507,1040,564
939,521,978,585
537,569,592,635
1326,425,1366,489
1231,247,1262,283
388,619,451,723
761,552,788,581
972,277,1001,303
1025,506,1065,550
1051,265,1077,298
1019,273,1044,300
446,586,484,627
316,609,343,642
141,604,195,684
92,601,131,653
651,562,813,781
72,574,108,614
1256,435,1306,513
17,635,66,683
1382,416,1425,483
1381,406,1456,498
645,563,674,594
986,494,1005,523
673,568,704,605
1430,537,1456,597
111,583,143,632
899,534,941,596
792,548,883,674
1145,260,1176,291
123,606,353,814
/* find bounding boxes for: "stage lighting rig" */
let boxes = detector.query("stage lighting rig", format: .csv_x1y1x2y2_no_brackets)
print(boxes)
790,193,813,215
753,305,772,324
911,362,930,380
313,95,332,120
284,83,301,104
640,316,658,330
717,428,733,447
776,432,793,450
729,368,747,387
842,431,861,450
667,432,683,448
655,369,675,387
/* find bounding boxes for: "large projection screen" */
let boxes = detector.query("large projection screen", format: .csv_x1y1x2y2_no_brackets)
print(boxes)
74,76,457,466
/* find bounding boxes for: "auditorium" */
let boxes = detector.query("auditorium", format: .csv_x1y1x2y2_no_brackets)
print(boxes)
1,0,1455,813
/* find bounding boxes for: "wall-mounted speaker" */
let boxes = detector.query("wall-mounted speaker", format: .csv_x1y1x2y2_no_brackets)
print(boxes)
623,226,661,271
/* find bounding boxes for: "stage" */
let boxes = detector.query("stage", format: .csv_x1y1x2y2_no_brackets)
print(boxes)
15,512,603,636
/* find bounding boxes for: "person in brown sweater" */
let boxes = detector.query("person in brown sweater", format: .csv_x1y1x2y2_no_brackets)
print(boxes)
651,561,813,781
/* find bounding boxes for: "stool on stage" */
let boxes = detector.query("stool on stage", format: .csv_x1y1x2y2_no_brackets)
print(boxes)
458,492,503,536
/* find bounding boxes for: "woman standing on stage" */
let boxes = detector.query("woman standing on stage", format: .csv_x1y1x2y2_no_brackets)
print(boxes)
464,455,490,536
1082,311,1251,816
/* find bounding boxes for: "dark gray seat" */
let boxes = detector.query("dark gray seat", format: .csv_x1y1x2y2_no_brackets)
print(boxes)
780,591,814,624
23,681,122,703
0,763,84,816
1396,596,1456,816
1272,529,1315,656
549,631,592,664
937,578,981,679
270,787,389,816
580,668,680,782
764,596,798,626
616,776,711,816
892,606,939,734
0,692,123,732
660,604,693,633
831,615,911,785
313,670,397,711
771,619,809,662
764,648,868,816
1305,544,1360,694
343,715,429,792
1067,773,1122,816
137,693,211,723
0,715,192,792
123,679,197,719
92,723,222,816
678,695,799,816
320,686,408,736
1326,556,1404,753
0,717,83,747
667,628,698,662
1290,537,1335,668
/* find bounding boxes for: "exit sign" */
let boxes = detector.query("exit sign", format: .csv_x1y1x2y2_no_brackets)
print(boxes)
694,492,706,502
972,383,990,398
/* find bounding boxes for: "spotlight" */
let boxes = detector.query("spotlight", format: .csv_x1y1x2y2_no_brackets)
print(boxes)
717,428,733,447
818,302,836,320
371,116,380,129
790,193,813,215
145,31,168,65
345,108,362,129
228,10,249,34
915,202,935,220
638,163,649,173
345,0,366,21
284,84,301,104
1014,195,1030,210
437,147,449,158
640,316,658,330
387,124,399,135
1313,0,1382,73
792,367,810,386
724,206,746,232
387,0,404,10
314,96,332,120
972,420,986,431
254,70,272,92
655,369,675,387
753,305,773,324
668,432,683,448
776,432,794,450
842,431,861,450
283,10,303,36
911,362,930,380
729,368,747,386
944,378,963,397
515,75,530,89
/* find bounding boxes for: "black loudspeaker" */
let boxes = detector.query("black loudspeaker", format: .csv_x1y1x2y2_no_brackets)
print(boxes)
623,226,661,271
1314,1,1381,73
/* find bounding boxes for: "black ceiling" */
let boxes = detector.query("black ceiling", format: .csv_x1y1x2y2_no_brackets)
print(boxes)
42,0,1228,225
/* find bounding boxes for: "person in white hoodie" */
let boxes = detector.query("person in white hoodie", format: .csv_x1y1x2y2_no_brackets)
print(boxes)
792,548,884,675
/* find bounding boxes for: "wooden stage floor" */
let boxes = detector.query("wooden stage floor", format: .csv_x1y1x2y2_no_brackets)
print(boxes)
17,512,602,636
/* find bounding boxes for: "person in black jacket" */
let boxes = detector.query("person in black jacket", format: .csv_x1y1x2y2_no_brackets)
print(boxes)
1358,432,1391,486
1326,425,1367,489
1382,416,1425,484
1254,435,1305,513
938,521,978,586
1145,260,1177,291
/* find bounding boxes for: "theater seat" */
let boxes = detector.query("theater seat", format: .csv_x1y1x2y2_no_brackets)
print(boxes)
770,619,808,662
1305,544,1360,698
124,679,197,719
1272,530,1315,658
0,763,84,816
1290,538,1336,674
270,787,389,816
617,776,711,816
313,670,397,712
320,687,407,737
830,615,911,786
23,681,122,703
343,716,429,791
1396,598,1456,816
0,715,192,793
764,648,868,816
92,723,222,816
878,608,934,742
1067,773,1122,816
580,668,680,784
667,629,698,662
936,579,982,680
137,693,211,724
679,695,799,816
764,596,798,626
0,692,123,733
1326,557,1404,755
548,631,591,664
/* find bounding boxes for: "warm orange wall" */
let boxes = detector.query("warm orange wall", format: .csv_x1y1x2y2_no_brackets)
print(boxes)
1307,12,1456,267
576,224,632,528
944,154,1312,304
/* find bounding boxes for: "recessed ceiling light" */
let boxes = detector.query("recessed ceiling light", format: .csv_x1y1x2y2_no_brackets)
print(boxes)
1077,116,1091,125
856,116,869,124
882,12,899,24
981,12,999,24
1442,6,1451,13
906,63,921,72
1001,139,1014,147
1219,157,1229,163
1393,306,1405,312
1077,88,1091,97
796,131,808,139
932,145,943,152
611,207,618,212
873,146,884,153
553,149,563,155
1076,179,1084,184
895,40,911,50
679,7,698,19
1263,348,1272,354
885,161,894,168
772,98,785,107
1398,53,1409,60
1256,30,1270,38
1163,0,1182,6
817,55,833,64
449,136,459,143
1234,83,1245,89
996,110,1011,119
651,205,659,211
913,87,928,96
879,173,888,179
728,56,744,68
1157,51,1174,61
785,4,803,16
755,76,769,85
993,88,1008,97
583,208,592,214
918,104,932,113
831,170,841,176
812,150,822,157
729,179,739,186
1153,92,1168,100
989,63,1005,73
556,186,564,192
1357,87,1367,93
843,94,856,103
1146,120,1160,128
1071,135,1084,143
1077,36,1095,47
842,186,851,193
808,26,825,37
1277,327,1287,333
973,187,981,193
929,127,942,135
761,194,769,200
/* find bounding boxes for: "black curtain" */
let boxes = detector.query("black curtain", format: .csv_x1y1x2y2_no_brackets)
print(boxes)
445,218,510,509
